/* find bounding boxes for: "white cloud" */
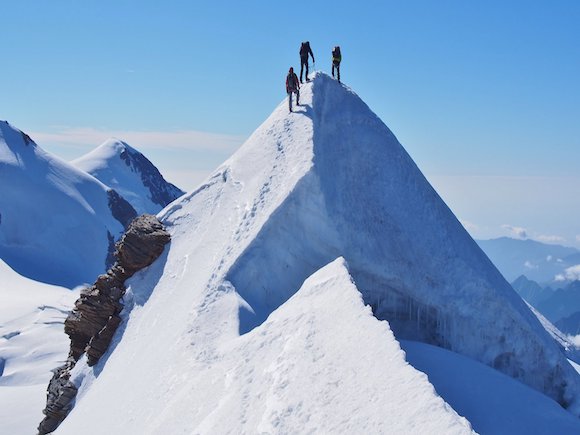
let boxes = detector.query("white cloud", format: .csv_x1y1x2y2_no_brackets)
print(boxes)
555,264,580,282
28,127,245,152
524,261,538,270
567,334,580,347
501,224,527,239
535,234,566,244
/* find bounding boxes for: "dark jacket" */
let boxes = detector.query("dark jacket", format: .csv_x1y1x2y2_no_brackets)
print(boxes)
299,42,314,62
286,72,300,92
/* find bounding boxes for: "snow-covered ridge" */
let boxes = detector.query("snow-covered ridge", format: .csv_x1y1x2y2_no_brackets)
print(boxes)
212,73,580,407
53,73,580,432
73,138,184,215
59,259,474,434
0,121,136,287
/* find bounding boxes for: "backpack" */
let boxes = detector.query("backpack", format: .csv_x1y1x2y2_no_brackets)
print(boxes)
287,72,297,90
300,42,310,56
333,46,341,58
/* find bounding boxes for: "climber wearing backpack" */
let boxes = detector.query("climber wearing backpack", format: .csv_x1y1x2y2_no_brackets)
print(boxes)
286,67,300,112
299,41,315,83
332,46,341,82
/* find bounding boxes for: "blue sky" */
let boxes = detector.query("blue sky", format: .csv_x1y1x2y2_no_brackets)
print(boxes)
2,1,579,246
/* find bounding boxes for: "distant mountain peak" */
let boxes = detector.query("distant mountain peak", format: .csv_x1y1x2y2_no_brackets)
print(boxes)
0,120,37,152
73,139,184,215
0,120,33,139
96,138,138,156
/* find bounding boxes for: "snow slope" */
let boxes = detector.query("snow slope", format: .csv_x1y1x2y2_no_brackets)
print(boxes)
0,259,78,434
72,139,184,215
403,341,580,434
0,121,136,287
52,73,580,432
60,259,473,434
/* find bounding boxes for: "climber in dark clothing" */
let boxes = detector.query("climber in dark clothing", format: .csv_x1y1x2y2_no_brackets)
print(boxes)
286,67,300,112
332,46,342,82
299,41,315,83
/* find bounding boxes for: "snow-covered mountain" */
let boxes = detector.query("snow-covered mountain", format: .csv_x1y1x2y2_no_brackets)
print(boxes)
72,139,184,215
0,121,136,287
51,73,580,433
0,259,78,434
477,237,580,283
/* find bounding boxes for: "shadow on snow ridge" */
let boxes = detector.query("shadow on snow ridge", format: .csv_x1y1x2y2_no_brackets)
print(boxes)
226,75,436,341
228,169,341,335
220,72,579,414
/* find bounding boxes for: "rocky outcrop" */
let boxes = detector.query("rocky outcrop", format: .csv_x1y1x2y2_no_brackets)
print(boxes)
21,130,33,146
37,363,77,435
38,214,170,434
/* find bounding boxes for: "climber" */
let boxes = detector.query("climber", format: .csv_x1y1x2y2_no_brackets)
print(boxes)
286,67,300,112
299,41,315,83
332,46,342,82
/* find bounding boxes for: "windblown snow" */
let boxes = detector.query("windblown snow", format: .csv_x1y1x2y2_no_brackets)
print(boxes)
32,73,580,433
0,121,135,287
72,139,184,215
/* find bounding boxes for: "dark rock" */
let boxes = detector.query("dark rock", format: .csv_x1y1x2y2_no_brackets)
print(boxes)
94,271,124,295
38,215,170,433
21,130,34,146
86,314,122,366
65,286,124,360
107,189,137,229
63,215,169,364
116,214,171,274
37,362,78,435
